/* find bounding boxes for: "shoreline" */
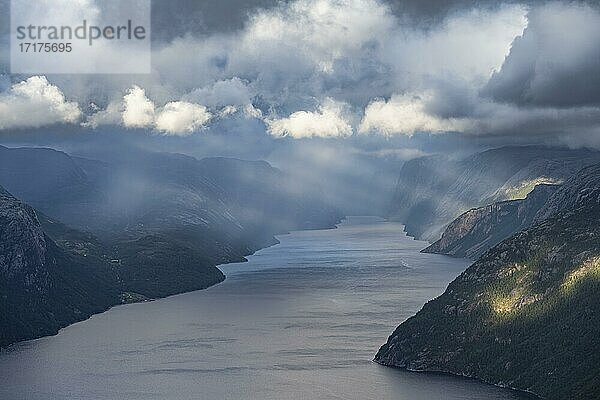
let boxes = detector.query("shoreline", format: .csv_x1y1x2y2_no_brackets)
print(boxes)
373,361,542,399
2,216,521,400
1,219,344,351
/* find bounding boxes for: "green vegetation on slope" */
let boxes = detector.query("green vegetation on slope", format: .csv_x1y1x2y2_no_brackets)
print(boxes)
0,203,118,348
376,198,600,399
423,184,559,259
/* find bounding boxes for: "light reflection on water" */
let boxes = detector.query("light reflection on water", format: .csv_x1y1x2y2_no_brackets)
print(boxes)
0,216,531,400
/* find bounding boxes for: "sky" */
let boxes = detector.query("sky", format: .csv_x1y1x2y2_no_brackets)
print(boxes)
0,0,599,158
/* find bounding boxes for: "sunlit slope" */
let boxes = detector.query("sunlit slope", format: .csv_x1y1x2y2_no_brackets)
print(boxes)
377,166,600,399
423,184,559,259
388,146,600,241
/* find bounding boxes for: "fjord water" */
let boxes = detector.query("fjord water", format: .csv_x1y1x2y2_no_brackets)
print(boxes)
0,217,529,400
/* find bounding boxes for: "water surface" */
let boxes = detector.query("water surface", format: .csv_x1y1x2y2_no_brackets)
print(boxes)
0,217,531,399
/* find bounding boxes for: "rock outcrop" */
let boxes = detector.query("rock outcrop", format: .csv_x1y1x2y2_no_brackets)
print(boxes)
423,184,559,259
376,164,600,400
388,146,600,241
0,186,50,298
0,146,342,348
0,186,118,348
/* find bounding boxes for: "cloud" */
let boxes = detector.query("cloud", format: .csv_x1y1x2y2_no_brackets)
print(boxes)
380,5,527,89
359,94,470,135
155,101,212,135
0,76,81,130
184,77,254,108
483,3,600,107
266,99,352,138
122,86,156,128
354,2,600,140
4,0,528,136
136,0,528,136
84,101,123,128
3,0,600,149
465,101,600,138
87,85,212,135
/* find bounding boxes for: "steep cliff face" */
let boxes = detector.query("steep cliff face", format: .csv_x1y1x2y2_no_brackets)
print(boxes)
533,164,600,223
389,146,600,241
0,146,341,304
0,186,50,298
0,147,342,348
423,184,559,259
388,155,461,239
376,165,600,400
0,187,118,348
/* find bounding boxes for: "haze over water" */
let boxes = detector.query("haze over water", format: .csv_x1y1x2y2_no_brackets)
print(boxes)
0,217,531,399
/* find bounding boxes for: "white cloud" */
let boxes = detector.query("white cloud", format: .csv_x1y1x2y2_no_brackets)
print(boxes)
86,85,212,135
6,0,599,145
359,94,470,136
267,99,352,138
185,78,254,108
140,0,529,138
122,85,155,128
84,101,122,128
243,104,263,119
8,0,530,136
240,0,395,73
218,105,238,118
0,76,81,130
155,101,212,135
381,5,527,87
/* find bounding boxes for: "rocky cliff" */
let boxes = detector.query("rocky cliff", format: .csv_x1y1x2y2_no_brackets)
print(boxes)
0,186,49,298
423,184,559,259
0,146,342,348
388,146,600,241
0,187,118,348
376,164,600,399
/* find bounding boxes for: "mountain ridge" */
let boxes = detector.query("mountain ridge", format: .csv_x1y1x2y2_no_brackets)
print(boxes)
0,146,341,348
376,162,600,399
422,183,559,259
388,146,600,241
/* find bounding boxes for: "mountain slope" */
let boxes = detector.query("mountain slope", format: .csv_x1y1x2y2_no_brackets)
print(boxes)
0,185,233,348
376,164,600,399
0,145,101,221
0,187,118,348
423,184,559,259
0,147,341,347
388,146,600,241
197,157,340,233
0,146,340,237
0,146,340,293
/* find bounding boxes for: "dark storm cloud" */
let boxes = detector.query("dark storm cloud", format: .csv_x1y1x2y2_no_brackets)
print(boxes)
1,0,600,150
482,2,600,108
148,0,600,38
151,0,281,41
0,0,8,75
149,0,521,42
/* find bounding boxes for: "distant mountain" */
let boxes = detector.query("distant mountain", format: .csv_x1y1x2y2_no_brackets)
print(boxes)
0,145,340,237
0,146,341,347
0,145,340,281
423,184,559,259
197,157,339,233
388,146,600,241
0,145,101,223
376,164,600,399
0,186,118,348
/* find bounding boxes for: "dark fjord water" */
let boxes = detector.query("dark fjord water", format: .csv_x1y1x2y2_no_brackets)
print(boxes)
0,217,530,400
